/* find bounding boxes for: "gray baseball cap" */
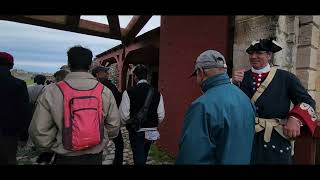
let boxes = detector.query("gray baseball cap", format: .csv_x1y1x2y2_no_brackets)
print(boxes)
91,66,110,75
190,50,227,77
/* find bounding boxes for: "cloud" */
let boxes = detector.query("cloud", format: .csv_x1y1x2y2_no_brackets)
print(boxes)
14,60,65,68
118,15,134,27
81,15,109,25
0,20,121,56
14,60,65,73
0,19,121,73
137,16,160,36
0,16,160,73
81,15,160,35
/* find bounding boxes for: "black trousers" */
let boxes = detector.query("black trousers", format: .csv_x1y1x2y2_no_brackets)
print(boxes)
251,130,292,164
36,151,55,164
112,129,124,165
53,152,103,165
0,135,17,165
128,131,152,165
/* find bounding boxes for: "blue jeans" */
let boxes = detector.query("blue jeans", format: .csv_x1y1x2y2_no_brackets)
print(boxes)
128,131,152,165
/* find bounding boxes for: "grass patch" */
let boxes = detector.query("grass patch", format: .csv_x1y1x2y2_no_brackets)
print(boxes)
149,144,175,164
24,78,34,86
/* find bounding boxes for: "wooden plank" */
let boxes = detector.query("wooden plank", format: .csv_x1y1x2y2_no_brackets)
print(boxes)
0,16,121,40
24,15,66,24
107,15,121,38
78,19,110,33
66,15,80,29
123,15,152,43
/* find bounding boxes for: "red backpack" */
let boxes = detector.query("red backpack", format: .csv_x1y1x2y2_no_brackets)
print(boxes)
56,81,104,151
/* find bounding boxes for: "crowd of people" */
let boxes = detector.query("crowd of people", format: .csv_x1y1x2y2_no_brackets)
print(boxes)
0,38,318,165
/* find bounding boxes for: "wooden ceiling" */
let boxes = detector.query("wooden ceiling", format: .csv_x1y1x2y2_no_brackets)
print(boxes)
0,15,152,43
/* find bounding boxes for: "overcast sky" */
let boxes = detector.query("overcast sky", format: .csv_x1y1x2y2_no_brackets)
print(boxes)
0,15,160,73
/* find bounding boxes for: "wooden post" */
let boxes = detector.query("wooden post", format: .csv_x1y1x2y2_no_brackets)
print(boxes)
294,126,320,164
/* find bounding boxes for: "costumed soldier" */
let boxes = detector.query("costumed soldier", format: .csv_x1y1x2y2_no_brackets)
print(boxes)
232,38,318,164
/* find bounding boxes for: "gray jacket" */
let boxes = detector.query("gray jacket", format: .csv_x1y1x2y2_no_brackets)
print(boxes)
29,72,120,156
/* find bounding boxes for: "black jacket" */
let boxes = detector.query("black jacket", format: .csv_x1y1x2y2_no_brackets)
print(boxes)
240,69,316,119
99,78,122,107
127,82,161,128
0,67,32,137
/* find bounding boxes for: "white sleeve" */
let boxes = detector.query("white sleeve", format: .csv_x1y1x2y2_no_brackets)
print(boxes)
157,94,165,124
119,90,130,123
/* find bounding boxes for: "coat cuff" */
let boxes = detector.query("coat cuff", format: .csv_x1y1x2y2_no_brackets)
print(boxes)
288,103,318,135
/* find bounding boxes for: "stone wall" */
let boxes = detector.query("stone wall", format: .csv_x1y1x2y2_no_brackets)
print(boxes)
296,16,320,113
233,15,320,113
108,63,119,87
233,16,277,70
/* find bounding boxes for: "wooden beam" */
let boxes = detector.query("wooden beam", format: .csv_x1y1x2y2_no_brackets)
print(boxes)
78,19,110,33
0,16,122,40
66,15,80,29
107,15,121,39
24,15,66,24
123,15,152,43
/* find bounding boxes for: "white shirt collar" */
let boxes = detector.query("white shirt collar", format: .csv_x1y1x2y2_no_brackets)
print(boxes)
137,79,148,84
251,64,271,74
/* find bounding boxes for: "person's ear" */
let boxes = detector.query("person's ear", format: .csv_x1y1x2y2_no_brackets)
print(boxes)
198,67,206,78
267,52,272,60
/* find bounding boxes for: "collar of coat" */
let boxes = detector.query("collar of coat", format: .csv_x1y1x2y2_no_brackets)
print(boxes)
201,73,231,93
0,67,11,76
251,63,271,74
64,72,96,80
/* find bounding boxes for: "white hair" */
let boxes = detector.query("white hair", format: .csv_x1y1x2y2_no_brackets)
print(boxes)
203,67,227,76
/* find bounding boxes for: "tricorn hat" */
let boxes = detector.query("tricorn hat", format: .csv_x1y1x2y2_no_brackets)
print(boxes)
246,38,283,54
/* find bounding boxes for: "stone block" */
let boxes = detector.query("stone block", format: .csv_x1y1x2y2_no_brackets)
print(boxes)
299,24,319,48
296,69,317,90
300,16,320,27
296,46,318,69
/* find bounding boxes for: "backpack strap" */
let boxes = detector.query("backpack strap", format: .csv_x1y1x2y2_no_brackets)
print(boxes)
141,87,154,119
129,87,154,131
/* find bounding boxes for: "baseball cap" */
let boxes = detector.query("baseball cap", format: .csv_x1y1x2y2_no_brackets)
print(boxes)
190,50,227,77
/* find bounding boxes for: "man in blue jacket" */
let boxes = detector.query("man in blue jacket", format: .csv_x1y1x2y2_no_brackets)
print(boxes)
176,50,256,164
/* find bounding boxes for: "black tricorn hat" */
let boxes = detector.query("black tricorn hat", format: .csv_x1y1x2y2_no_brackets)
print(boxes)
246,38,283,54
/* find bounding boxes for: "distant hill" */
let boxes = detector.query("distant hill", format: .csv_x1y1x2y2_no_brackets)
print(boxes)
11,69,53,85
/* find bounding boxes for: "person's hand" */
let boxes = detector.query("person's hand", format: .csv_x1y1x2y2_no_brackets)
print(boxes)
232,69,245,84
283,116,301,139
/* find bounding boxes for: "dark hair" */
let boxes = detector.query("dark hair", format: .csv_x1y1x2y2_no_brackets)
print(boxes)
34,75,46,85
133,64,148,80
54,69,69,82
67,46,93,71
0,60,13,69
91,66,109,77
46,80,53,85
0,59,13,69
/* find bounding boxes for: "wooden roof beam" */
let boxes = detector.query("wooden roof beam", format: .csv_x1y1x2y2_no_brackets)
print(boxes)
66,15,80,29
123,15,152,43
0,16,122,40
107,15,121,39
